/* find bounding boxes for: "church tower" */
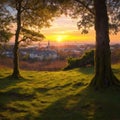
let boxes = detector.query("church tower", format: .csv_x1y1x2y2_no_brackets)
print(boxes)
47,40,50,49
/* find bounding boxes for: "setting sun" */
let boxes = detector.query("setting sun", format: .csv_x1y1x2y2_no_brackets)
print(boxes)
41,15,120,44
45,34,69,43
57,36,63,42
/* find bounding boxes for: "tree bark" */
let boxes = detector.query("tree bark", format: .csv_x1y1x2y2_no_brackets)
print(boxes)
90,0,119,89
11,1,22,79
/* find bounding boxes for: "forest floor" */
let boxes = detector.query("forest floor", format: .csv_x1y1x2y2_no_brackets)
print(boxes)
0,64,120,120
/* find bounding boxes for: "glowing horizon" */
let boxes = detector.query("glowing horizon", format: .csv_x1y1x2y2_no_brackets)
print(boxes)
44,30,96,43
9,15,120,44
41,15,120,44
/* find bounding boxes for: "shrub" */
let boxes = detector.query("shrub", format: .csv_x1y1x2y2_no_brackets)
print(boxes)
64,49,94,70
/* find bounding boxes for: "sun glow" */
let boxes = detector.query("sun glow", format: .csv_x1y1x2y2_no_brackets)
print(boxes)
57,36,63,42
46,34,69,42
39,15,120,44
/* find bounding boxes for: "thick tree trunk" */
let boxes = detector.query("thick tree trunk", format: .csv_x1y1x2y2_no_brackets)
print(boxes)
11,1,22,79
90,0,119,89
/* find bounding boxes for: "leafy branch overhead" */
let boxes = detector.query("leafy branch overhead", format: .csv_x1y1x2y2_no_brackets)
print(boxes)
0,30,13,43
0,2,13,42
0,0,62,78
54,0,120,88
20,28,45,43
59,0,120,34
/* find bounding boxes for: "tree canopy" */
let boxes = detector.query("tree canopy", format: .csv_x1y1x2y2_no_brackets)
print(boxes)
0,2,13,42
54,0,120,89
54,0,120,34
1,0,60,43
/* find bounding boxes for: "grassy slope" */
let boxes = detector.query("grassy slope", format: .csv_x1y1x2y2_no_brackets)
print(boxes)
0,65,120,120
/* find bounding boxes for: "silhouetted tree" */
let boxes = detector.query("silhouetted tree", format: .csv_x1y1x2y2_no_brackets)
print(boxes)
1,0,59,79
0,2,13,43
56,0,120,89
90,0,120,89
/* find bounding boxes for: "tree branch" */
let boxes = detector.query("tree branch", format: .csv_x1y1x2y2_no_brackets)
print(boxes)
21,0,29,12
75,0,95,15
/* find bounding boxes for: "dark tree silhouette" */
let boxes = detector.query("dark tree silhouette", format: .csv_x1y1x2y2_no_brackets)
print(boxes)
90,0,119,89
0,2,13,42
55,0,120,89
1,0,59,79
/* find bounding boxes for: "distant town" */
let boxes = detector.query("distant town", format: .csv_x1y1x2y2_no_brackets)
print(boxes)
1,41,95,60
1,41,120,61
0,41,120,71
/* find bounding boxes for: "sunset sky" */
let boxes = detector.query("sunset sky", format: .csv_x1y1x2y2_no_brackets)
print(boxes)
41,15,120,44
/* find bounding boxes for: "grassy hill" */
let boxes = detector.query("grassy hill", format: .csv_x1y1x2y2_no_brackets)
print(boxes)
0,65,120,120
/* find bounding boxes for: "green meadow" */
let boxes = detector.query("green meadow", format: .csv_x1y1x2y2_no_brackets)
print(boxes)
0,65,120,120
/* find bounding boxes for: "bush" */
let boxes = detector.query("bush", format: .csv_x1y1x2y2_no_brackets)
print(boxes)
64,50,94,70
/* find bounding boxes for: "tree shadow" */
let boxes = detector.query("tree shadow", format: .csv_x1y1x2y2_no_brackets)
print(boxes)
0,76,35,103
77,67,94,75
0,76,36,118
34,83,72,94
64,67,94,75
38,87,120,120
0,75,26,90
112,68,120,74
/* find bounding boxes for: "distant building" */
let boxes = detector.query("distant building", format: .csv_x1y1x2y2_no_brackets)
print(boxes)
29,49,58,61
46,40,50,49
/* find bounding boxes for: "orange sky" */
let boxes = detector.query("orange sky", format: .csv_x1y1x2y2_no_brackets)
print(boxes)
41,15,120,44
9,15,120,44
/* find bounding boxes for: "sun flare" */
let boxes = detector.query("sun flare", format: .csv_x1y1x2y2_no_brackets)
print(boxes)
57,36,63,42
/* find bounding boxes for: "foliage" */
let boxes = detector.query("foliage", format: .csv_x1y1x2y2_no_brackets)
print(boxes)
0,66,120,120
64,50,94,70
20,28,45,43
6,0,61,43
111,48,120,63
57,0,120,88
0,30,13,43
0,0,62,78
54,0,120,34
0,2,13,42
0,0,61,44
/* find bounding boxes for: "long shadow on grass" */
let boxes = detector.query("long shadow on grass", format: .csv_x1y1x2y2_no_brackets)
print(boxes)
112,68,120,74
0,76,25,89
77,67,94,75
38,87,120,120
35,83,72,94
0,76,35,108
65,67,94,75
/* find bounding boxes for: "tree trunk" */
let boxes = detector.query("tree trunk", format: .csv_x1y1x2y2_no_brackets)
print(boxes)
90,0,119,89
11,1,22,79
